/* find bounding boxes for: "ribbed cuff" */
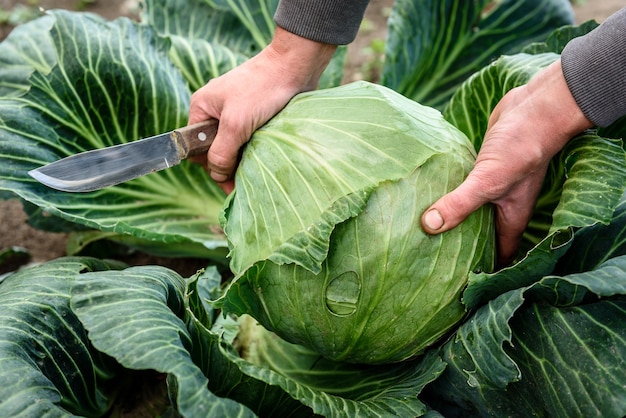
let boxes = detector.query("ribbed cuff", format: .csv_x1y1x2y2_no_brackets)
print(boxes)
561,8,626,127
274,0,370,45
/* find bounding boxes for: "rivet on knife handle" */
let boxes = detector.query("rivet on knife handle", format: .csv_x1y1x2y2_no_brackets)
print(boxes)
172,119,219,158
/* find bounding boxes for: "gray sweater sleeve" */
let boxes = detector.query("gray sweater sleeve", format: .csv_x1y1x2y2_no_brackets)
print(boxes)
561,8,626,127
274,0,371,45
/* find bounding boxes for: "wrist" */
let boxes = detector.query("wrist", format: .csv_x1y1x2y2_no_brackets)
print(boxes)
265,26,337,91
525,60,593,154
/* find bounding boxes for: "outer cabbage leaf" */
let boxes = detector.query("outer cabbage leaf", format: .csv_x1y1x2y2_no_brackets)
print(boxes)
504,300,626,417
219,81,494,364
0,14,55,98
424,257,626,417
556,191,626,274
61,262,447,417
145,0,345,91
429,290,527,395
70,264,255,417
182,269,319,417
168,36,248,92
65,230,230,263
464,132,626,308
382,0,574,109
0,258,123,417
186,314,312,417
521,20,599,55
426,230,626,414
549,134,626,234
142,0,260,54
229,316,445,417
200,0,279,51
188,274,446,417
0,11,227,256
143,0,248,90
463,230,572,310
0,15,55,202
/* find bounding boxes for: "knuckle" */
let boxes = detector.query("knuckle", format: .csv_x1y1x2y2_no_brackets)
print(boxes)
207,150,235,173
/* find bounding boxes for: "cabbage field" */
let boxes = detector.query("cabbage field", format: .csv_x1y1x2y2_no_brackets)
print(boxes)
1,0,626,416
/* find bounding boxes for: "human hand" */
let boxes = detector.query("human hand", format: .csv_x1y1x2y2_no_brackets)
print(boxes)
188,27,337,193
420,60,593,266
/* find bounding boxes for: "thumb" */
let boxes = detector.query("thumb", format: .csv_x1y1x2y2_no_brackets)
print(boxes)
420,178,488,235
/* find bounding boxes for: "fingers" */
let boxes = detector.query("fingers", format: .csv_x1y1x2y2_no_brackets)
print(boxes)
188,81,253,191
491,169,545,265
205,117,252,184
493,204,531,266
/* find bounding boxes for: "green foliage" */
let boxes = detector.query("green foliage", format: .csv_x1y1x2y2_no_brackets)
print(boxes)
1,0,626,416
0,4,42,26
0,258,123,417
382,0,575,109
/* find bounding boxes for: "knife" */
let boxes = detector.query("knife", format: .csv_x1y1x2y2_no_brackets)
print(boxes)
28,119,218,193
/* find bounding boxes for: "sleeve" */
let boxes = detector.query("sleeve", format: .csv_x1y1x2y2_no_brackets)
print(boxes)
274,0,371,45
561,8,626,127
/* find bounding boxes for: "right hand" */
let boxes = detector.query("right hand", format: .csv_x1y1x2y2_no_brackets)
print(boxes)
421,60,593,266
188,27,337,193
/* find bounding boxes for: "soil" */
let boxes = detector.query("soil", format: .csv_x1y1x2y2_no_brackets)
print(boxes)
0,0,624,274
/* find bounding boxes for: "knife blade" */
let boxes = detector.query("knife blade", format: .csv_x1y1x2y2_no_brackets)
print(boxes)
28,119,218,193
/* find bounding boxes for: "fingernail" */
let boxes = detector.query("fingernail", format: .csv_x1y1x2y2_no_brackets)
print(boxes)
211,172,229,183
424,209,444,230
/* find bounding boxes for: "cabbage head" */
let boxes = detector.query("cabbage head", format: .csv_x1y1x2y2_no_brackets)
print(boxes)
216,81,495,364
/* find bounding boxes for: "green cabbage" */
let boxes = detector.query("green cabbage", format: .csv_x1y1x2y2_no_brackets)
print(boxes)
217,81,495,364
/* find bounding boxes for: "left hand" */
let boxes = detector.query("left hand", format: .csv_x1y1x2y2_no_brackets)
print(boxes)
188,27,337,193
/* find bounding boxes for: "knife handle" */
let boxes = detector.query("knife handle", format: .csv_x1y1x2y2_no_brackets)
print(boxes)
172,119,219,157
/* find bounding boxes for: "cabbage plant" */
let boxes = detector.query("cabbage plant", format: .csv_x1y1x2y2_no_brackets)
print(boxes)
2,0,626,416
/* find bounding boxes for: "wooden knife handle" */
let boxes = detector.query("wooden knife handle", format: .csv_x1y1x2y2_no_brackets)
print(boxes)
172,119,219,157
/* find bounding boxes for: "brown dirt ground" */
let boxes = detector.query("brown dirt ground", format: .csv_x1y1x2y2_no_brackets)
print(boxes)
1,0,624,274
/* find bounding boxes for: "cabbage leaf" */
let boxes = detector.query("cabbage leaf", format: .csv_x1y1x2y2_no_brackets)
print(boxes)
426,257,626,417
70,264,446,417
0,258,123,417
70,264,256,417
0,11,228,256
383,0,574,108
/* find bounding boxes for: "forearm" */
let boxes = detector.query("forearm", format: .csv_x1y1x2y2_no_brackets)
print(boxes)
274,0,371,45
561,7,626,127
